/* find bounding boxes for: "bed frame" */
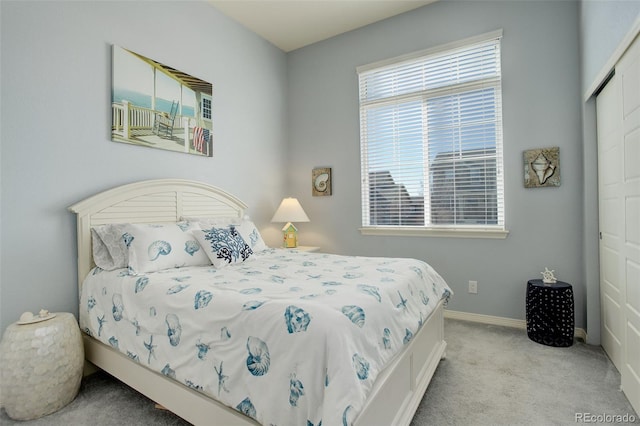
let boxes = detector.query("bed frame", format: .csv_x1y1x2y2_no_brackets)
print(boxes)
69,178,446,426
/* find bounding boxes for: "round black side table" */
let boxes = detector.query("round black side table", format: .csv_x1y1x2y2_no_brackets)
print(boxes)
525,279,574,347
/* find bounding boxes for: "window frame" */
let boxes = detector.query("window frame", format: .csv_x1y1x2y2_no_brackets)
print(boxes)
357,30,508,239
200,93,212,123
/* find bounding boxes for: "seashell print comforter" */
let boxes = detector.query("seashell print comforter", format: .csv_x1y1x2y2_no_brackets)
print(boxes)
80,248,452,426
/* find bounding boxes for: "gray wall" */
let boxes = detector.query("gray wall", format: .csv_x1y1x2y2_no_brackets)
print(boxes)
286,0,585,326
579,2,639,344
580,1,640,96
0,1,288,332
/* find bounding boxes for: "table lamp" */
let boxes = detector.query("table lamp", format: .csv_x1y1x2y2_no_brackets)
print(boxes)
271,197,310,248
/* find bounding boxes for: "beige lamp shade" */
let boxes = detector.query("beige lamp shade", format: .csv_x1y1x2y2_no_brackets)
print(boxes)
271,198,310,223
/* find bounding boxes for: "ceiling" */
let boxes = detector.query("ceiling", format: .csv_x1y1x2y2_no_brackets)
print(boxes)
209,0,437,52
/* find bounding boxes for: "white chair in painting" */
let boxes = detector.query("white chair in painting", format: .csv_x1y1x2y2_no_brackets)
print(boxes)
153,100,179,139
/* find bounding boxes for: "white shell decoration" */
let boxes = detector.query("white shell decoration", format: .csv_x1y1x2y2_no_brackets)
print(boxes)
19,312,33,323
312,167,332,196
17,309,56,325
541,267,557,284
530,153,556,185
314,173,329,192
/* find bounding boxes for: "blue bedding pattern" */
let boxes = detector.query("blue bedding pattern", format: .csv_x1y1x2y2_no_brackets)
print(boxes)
80,249,451,425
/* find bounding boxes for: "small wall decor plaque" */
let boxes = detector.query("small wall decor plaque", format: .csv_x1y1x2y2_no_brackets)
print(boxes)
524,147,560,188
312,167,332,196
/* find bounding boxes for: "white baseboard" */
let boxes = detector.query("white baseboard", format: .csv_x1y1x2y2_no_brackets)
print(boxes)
444,309,588,342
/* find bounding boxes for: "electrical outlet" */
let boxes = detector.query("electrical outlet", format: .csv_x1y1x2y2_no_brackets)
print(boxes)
468,280,478,294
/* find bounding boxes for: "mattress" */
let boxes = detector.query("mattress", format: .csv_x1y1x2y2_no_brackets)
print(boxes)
80,248,451,425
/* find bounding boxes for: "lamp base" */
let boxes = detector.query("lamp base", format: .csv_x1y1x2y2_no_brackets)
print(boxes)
282,222,298,248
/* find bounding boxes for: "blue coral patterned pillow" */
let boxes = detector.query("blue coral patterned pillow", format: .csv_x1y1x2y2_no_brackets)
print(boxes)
192,226,253,268
124,222,210,274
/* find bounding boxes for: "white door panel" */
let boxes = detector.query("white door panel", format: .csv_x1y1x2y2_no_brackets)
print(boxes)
597,32,640,415
627,260,640,314
602,247,620,289
598,75,624,372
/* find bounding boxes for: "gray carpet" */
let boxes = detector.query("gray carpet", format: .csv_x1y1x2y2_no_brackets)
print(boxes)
1,319,637,425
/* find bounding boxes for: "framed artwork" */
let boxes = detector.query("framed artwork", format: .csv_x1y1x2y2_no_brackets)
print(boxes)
524,147,560,188
111,45,213,157
312,167,332,196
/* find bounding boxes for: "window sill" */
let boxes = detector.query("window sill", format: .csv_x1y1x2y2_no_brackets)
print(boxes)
359,226,509,239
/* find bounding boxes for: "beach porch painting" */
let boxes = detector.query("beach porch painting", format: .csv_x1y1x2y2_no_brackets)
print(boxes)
111,45,213,157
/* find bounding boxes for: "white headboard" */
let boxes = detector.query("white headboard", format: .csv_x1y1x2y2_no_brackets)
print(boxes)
68,179,248,288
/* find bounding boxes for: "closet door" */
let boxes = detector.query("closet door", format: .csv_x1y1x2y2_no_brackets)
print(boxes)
596,33,640,414
597,65,624,372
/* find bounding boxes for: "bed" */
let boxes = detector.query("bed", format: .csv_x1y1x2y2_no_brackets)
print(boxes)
68,179,451,426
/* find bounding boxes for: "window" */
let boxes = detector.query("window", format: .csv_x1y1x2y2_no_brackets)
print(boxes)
201,93,212,122
357,30,507,238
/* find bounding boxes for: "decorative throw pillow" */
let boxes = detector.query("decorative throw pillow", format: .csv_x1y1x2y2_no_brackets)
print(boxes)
184,216,269,253
192,226,253,268
124,222,210,274
236,220,269,253
91,223,130,270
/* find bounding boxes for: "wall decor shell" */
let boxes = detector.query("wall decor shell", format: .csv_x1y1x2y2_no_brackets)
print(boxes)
524,147,560,188
312,167,332,196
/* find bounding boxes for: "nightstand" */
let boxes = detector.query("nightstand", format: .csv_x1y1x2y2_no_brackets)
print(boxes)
0,312,84,420
525,279,574,347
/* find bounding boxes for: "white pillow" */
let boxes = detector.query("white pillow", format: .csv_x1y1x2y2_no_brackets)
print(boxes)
192,226,253,268
124,222,210,274
184,217,268,253
91,224,130,270
235,220,268,253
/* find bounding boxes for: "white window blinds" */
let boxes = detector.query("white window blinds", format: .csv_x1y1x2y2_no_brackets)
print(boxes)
358,31,505,232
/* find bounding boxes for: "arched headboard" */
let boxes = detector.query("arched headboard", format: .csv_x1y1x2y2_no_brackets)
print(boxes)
68,179,248,287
